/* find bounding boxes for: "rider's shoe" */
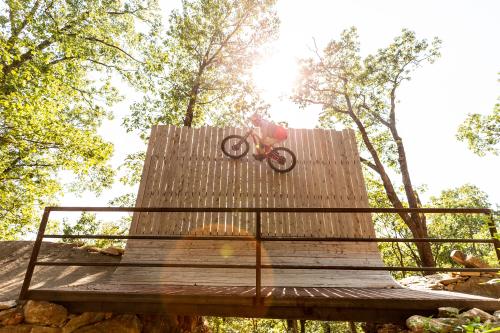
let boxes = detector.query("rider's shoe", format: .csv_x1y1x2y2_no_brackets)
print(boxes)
252,153,266,161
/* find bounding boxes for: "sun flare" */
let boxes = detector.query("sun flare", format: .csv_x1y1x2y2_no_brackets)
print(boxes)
252,51,298,100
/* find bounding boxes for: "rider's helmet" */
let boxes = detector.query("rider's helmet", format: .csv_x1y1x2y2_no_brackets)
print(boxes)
250,113,263,126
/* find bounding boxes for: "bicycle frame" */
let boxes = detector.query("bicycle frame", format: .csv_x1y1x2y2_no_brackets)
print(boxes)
238,127,284,163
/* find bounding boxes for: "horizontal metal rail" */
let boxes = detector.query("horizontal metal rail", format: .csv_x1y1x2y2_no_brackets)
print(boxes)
19,206,500,302
34,261,500,273
44,234,497,244
43,206,492,214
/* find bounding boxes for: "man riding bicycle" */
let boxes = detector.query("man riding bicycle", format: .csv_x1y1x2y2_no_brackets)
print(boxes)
249,113,288,160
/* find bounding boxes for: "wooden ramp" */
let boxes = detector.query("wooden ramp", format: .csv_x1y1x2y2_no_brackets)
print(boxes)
114,125,397,288
24,125,500,321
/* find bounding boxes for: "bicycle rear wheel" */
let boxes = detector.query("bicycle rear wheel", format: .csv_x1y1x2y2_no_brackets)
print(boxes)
221,135,250,159
267,147,296,173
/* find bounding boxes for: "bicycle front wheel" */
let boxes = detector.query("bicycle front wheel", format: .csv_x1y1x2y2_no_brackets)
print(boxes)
267,147,296,173
221,135,250,159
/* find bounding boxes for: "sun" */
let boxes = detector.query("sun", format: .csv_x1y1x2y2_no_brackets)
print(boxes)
252,50,298,100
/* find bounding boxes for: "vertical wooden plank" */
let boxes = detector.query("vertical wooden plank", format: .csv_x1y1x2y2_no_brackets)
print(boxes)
303,129,318,236
310,129,325,237
130,126,158,235
179,127,195,234
225,127,236,236
142,125,168,235
340,129,361,237
198,126,211,235
345,129,374,238
236,128,252,236
312,129,328,237
205,127,218,235
249,134,261,236
287,128,299,236
187,127,201,235
320,129,339,237
168,126,187,235
294,128,307,237
268,155,279,236
149,125,171,235
330,130,350,237
158,126,181,235
232,127,244,236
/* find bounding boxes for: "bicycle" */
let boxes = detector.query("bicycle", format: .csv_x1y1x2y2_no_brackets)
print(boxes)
221,127,297,173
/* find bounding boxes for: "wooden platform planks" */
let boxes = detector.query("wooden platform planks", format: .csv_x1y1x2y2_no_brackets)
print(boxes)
26,284,500,322
117,125,396,288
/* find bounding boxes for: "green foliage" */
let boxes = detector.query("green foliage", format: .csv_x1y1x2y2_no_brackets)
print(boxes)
0,0,158,239
427,184,496,266
124,0,279,137
61,212,129,248
294,27,441,175
368,179,496,276
460,321,500,333
457,95,500,156
366,175,422,277
206,318,361,333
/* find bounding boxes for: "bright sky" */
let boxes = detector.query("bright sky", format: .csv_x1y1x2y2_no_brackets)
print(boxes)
60,0,500,211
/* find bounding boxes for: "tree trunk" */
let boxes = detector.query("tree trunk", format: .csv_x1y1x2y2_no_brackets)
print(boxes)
287,319,298,333
300,320,306,333
183,83,199,127
345,96,436,269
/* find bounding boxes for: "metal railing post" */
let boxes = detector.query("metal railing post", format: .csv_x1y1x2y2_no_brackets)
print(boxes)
19,207,51,300
486,211,500,264
256,211,262,302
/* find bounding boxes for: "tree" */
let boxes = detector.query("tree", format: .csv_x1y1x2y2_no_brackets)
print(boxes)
457,80,499,156
0,0,157,238
124,0,279,137
428,184,495,266
293,28,441,268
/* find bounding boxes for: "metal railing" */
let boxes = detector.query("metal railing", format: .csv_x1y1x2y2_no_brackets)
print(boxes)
19,207,500,301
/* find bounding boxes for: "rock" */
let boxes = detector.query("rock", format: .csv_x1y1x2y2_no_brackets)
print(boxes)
0,324,33,333
24,300,68,327
450,250,467,266
406,315,453,333
63,312,109,333
32,327,63,333
494,310,500,320
445,284,455,291
99,246,124,256
72,314,141,333
438,278,460,286
453,276,500,298
465,255,491,269
438,307,459,318
457,271,481,277
0,307,24,325
430,283,445,290
140,314,178,333
376,323,404,333
435,317,469,327
459,308,496,322
0,300,17,310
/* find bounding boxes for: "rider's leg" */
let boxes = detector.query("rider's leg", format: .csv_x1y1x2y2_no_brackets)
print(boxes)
261,137,280,153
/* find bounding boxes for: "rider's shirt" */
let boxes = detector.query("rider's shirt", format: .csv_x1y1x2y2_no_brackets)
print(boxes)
260,119,288,141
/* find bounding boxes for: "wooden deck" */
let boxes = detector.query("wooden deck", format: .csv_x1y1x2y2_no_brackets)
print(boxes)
26,284,500,322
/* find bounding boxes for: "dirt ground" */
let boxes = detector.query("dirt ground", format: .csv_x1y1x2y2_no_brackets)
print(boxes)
0,241,120,301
